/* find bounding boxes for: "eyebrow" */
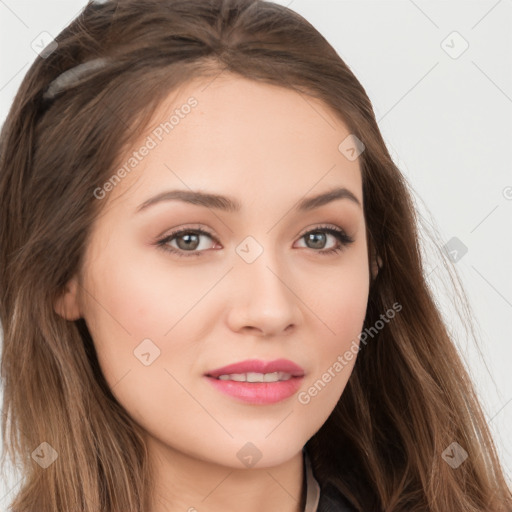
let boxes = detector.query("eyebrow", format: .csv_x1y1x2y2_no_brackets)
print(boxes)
135,186,362,214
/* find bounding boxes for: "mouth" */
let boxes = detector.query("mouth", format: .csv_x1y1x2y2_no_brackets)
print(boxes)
213,371,295,382
204,359,305,404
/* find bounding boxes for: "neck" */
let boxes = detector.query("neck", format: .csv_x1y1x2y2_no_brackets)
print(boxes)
147,438,306,512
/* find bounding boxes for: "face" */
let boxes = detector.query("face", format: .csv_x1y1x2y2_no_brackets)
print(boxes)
58,73,372,470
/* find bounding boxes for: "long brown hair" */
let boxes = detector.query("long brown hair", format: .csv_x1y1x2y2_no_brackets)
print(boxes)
0,1,510,510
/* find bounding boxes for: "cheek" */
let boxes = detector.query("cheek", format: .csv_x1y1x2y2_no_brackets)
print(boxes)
331,270,369,346
80,237,230,401
84,241,218,340
80,250,208,433
297,254,369,413
309,251,370,348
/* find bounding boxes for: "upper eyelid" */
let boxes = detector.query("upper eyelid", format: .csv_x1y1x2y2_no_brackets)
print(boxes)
158,225,217,241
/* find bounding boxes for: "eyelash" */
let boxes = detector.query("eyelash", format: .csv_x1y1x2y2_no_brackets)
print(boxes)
155,224,355,258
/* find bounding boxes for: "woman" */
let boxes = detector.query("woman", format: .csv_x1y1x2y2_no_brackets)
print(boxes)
0,0,510,511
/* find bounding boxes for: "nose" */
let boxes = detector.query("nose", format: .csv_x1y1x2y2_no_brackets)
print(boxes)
225,252,303,338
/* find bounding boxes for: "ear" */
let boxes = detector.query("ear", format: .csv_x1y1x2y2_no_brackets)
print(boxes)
54,276,82,321
369,243,383,281
371,254,383,280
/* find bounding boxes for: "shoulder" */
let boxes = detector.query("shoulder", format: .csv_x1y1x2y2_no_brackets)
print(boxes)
318,482,358,512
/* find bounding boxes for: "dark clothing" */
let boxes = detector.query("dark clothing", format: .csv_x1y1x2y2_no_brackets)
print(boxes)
317,483,358,512
303,447,357,512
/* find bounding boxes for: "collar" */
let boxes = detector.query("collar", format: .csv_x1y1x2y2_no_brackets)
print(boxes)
303,447,321,512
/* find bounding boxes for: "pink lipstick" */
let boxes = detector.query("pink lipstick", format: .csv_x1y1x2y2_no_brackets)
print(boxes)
204,358,305,405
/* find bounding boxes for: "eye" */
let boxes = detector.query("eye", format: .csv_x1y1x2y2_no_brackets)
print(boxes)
156,226,218,258
155,224,354,258
294,225,355,256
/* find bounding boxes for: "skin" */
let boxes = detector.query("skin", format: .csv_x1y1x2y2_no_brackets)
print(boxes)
56,73,377,512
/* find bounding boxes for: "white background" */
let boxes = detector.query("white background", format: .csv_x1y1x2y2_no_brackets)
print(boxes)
1,0,511,506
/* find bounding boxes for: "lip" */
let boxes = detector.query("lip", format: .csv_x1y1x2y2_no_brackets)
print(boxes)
205,375,304,404
204,358,305,405
206,358,305,379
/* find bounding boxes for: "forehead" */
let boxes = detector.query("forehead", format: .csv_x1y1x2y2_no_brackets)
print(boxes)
105,73,363,211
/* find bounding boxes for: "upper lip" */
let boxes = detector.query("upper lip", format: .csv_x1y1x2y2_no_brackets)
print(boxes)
206,359,305,378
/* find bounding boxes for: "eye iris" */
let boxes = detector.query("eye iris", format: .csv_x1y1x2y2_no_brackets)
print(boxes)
306,232,326,249
177,232,200,250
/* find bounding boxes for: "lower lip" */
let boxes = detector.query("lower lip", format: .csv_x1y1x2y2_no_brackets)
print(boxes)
204,376,304,404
